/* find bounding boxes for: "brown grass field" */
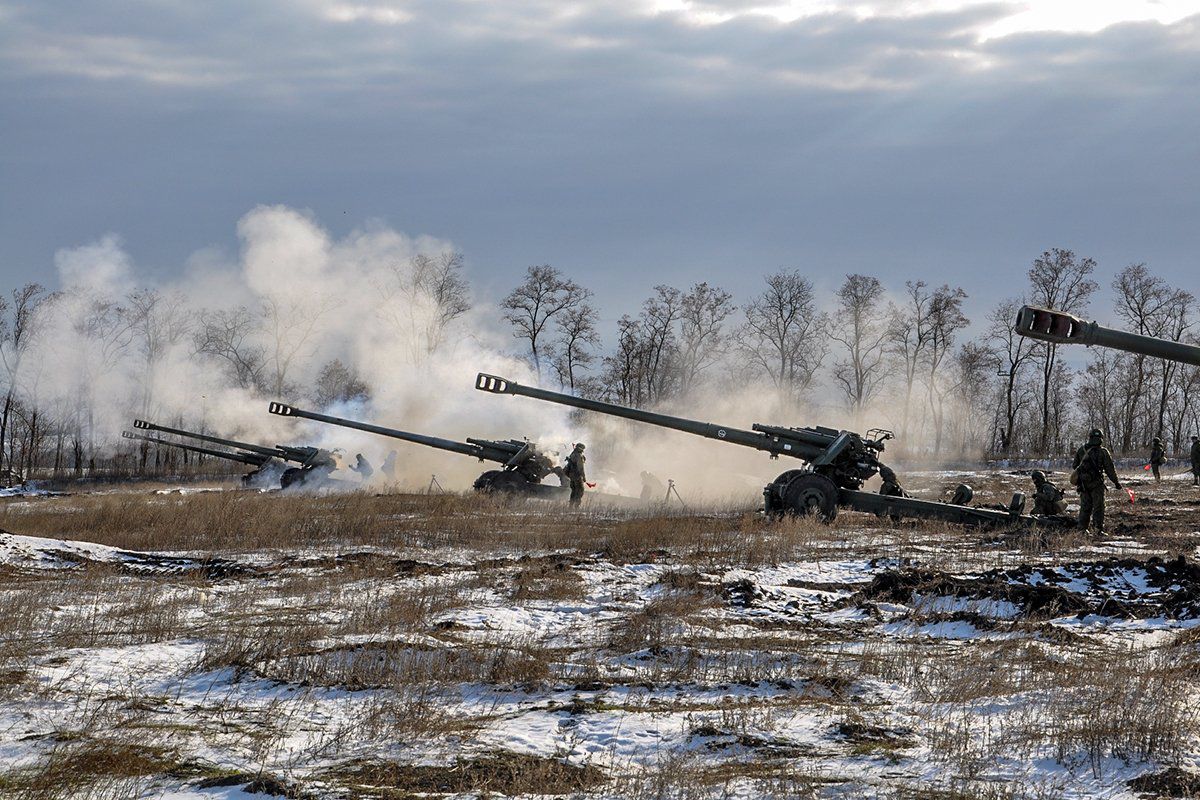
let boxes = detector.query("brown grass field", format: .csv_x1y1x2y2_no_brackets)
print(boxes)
1,468,1199,799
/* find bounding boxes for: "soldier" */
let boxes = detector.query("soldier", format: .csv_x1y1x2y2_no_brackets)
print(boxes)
381,449,398,479
1030,470,1067,516
564,442,587,507
640,470,665,502
350,453,373,482
878,465,907,498
1072,428,1122,535
1191,436,1200,486
949,484,973,506
1149,437,1166,482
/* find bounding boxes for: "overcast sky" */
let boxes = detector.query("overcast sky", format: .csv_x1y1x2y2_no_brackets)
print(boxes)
2,0,1198,322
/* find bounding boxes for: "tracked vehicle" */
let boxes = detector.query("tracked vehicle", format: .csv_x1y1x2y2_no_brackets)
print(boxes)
475,373,1041,526
132,419,338,489
266,402,568,497
1014,306,1200,367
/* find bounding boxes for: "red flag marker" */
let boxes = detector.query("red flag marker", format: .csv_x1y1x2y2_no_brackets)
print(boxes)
1126,488,1136,504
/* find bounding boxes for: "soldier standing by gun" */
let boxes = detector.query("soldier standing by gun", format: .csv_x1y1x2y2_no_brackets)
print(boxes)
1072,428,1123,535
564,442,587,507
1191,436,1200,486
1149,437,1166,482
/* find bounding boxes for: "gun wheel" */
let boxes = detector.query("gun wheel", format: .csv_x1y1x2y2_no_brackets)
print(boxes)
473,470,536,495
782,474,839,521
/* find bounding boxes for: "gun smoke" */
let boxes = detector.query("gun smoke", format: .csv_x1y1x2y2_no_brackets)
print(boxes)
5,207,1195,500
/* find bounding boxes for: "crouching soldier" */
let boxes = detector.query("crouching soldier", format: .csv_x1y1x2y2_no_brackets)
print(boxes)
564,442,587,507
1072,429,1122,535
878,466,907,498
1030,470,1067,516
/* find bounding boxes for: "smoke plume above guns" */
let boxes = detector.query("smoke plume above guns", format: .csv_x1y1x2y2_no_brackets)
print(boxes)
8,207,1196,500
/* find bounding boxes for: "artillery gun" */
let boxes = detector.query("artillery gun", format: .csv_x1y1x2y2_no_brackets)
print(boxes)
122,430,284,487
1014,305,1200,367
266,402,567,497
475,373,1040,526
132,419,338,490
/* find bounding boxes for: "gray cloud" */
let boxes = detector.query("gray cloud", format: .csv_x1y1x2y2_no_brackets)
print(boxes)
1,0,1198,319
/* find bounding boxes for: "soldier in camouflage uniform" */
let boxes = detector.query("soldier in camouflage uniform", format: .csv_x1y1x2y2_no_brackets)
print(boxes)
1030,470,1067,516
564,442,587,507
1072,429,1122,535
1149,437,1166,482
1191,436,1200,486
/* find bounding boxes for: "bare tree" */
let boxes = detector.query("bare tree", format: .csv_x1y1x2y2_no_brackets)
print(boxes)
0,284,50,481
378,250,471,360
923,286,969,454
886,281,934,440
261,297,330,398
986,298,1035,453
551,302,600,392
738,270,827,404
829,274,890,414
638,286,684,403
601,315,650,406
676,282,735,397
194,307,267,391
1027,248,1097,452
502,265,590,379
313,358,371,408
123,289,193,416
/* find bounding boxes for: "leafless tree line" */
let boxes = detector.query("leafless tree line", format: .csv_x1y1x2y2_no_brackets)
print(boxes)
501,251,1198,460
1,246,1195,484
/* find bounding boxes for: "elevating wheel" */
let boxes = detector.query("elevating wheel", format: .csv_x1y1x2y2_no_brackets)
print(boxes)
782,473,839,521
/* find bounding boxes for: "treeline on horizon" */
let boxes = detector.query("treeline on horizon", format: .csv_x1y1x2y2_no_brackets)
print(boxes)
0,246,1196,484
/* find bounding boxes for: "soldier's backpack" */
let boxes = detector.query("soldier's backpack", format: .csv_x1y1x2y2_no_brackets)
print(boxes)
1076,447,1104,483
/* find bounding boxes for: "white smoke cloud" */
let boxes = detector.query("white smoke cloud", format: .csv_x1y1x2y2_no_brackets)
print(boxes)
18,206,583,490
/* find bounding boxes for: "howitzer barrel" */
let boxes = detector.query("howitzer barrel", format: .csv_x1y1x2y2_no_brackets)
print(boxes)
474,373,822,460
267,403,513,463
1015,305,1200,367
122,431,269,466
133,419,281,459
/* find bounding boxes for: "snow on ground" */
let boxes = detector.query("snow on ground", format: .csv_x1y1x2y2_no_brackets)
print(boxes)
2,483,1199,798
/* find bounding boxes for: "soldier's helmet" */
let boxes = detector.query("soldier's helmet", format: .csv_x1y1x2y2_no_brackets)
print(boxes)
1088,428,1103,444
1031,470,1046,483
574,442,585,451
1194,436,1199,442
1153,437,1162,443
878,465,897,482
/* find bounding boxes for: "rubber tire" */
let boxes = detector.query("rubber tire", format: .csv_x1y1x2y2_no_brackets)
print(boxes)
782,473,839,521
280,467,304,489
764,469,806,514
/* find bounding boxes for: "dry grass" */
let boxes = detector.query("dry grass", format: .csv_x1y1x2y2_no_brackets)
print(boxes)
4,476,1200,798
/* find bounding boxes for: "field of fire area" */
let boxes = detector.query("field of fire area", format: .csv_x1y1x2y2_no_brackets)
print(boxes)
6,2,1200,798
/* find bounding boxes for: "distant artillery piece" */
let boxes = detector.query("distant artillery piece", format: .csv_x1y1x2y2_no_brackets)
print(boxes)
1014,305,1200,367
122,430,283,487
266,402,568,497
475,372,1048,527
131,419,338,489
